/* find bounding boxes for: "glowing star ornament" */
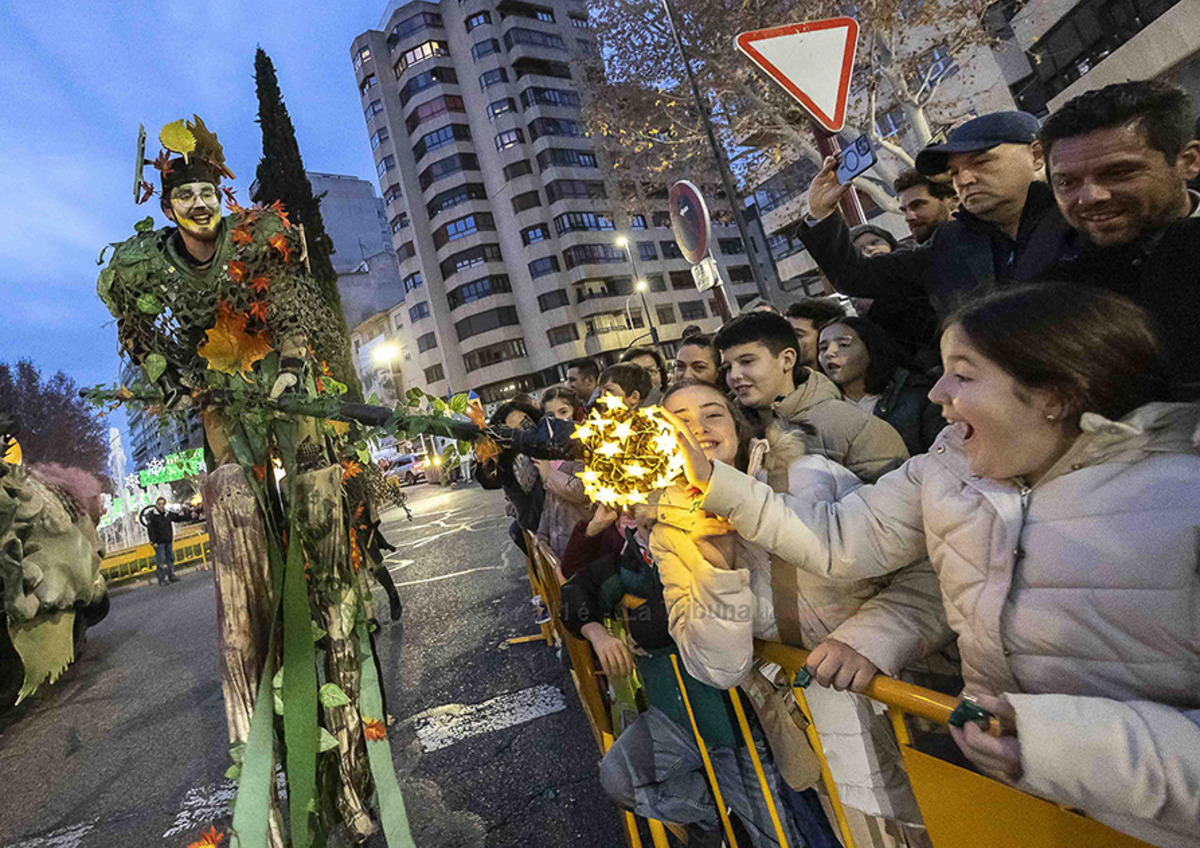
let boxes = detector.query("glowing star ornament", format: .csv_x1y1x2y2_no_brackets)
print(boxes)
571,394,685,507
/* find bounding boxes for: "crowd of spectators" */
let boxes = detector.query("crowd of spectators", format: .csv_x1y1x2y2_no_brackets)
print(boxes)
466,79,1200,848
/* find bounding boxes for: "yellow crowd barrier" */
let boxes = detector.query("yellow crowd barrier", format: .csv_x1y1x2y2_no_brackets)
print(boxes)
517,531,1154,848
100,526,211,584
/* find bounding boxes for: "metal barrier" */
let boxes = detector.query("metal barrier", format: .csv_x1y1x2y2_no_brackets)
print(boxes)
100,527,211,583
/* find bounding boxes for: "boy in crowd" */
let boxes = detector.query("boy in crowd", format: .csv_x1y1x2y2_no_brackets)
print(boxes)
714,311,908,483
598,364,653,409
565,358,601,409
784,299,846,368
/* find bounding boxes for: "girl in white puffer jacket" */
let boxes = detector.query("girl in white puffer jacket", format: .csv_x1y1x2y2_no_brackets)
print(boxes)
668,284,1200,848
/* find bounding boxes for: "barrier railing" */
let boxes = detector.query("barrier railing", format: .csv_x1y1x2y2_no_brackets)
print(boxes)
515,532,1152,848
100,526,211,584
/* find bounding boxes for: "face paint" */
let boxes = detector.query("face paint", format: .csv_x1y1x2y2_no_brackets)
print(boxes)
169,181,222,241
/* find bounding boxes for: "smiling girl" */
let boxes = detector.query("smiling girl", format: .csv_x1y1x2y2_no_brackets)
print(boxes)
681,284,1200,847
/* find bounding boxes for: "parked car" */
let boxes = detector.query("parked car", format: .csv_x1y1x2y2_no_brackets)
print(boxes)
384,454,427,486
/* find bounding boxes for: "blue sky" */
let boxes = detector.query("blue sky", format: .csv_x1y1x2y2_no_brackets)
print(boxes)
0,1,390,396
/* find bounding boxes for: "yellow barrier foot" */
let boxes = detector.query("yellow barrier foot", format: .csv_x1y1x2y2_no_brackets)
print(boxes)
504,633,550,646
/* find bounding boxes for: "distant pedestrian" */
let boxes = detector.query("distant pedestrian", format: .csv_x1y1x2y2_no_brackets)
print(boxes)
140,498,188,585
893,169,959,245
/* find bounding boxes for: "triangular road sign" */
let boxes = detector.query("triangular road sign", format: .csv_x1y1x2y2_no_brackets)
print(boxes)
735,18,859,133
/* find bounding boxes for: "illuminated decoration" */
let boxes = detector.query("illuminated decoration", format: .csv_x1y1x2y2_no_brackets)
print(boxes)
138,448,205,486
572,394,685,508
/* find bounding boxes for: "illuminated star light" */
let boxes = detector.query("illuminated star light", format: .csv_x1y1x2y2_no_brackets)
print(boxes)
598,393,626,411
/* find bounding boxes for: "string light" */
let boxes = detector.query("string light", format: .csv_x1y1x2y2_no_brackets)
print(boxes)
571,393,686,507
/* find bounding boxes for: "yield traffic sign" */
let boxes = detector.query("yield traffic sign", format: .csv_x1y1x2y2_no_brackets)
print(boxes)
735,18,859,133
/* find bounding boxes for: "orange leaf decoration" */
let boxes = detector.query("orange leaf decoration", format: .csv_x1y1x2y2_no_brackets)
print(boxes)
231,227,253,246
466,399,486,428
363,716,387,741
249,301,269,323
321,360,332,376
250,275,270,295
228,261,247,282
152,151,174,176
269,232,292,262
341,460,363,482
253,464,267,482
474,437,501,464
187,825,224,848
270,199,292,229
197,302,273,376
349,525,361,572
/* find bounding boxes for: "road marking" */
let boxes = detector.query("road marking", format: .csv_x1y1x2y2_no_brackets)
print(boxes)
4,821,96,848
393,566,502,587
161,780,237,838
407,683,567,752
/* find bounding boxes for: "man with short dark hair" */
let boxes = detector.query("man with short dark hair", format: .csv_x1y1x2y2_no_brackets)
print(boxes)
565,358,601,408
140,497,189,585
893,169,959,244
798,111,1073,316
785,298,846,367
1041,80,1200,395
713,311,908,482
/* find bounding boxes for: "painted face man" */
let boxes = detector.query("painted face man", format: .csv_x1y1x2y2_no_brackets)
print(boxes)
164,181,222,242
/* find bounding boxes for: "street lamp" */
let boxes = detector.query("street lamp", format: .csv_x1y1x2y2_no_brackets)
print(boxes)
615,235,661,347
371,341,402,403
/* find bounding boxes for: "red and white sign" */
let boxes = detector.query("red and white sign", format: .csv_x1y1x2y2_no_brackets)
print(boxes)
735,17,859,133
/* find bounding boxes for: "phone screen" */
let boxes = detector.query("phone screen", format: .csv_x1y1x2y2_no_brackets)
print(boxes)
836,134,877,185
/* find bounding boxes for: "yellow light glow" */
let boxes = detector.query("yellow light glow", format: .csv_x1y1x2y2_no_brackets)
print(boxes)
612,421,634,441
580,469,600,485
596,441,620,457
574,396,685,508
625,463,646,478
573,425,593,440
654,433,678,453
599,393,626,411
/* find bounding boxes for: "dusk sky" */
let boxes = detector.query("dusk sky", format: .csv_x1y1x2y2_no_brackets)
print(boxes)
0,2,392,400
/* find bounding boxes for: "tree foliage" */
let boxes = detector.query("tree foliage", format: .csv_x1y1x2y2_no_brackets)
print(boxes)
0,360,109,479
583,0,1000,211
252,48,362,399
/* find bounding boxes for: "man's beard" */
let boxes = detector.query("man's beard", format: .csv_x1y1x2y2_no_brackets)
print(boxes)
178,216,221,242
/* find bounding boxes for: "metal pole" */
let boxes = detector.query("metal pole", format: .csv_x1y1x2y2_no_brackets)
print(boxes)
661,0,772,304
621,241,662,347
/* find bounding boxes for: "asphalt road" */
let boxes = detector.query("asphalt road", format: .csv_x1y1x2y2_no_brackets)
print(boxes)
0,483,623,848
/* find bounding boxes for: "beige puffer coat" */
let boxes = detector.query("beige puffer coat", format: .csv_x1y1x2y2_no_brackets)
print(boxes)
702,402,1200,847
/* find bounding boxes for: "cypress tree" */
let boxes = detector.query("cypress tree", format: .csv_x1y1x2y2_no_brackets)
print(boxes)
253,47,362,399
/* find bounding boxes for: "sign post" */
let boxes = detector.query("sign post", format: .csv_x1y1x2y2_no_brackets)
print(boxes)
735,18,867,227
670,180,734,322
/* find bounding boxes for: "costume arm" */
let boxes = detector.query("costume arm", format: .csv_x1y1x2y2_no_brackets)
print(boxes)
649,524,754,689
797,214,932,299
1009,694,1200,841
701,456,929,581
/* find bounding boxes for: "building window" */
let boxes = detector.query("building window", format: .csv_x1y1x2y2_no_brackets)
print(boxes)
767,231,804,260
440,243,503,278
398,241,417,261
390,213,409,233
504,160,534,180
464,11,491,31
503,27,565,51
353,46,372,71
528,255,560,278
418,152,480,191
479,67,509,90
364,99,384,121
646,273,666,292
424,363,445,383
383,184,403,204
455,305,521,342
545,179,606,203
553,211,614,234
669,270,692,290
728,265,753,283
388,11,444,49
395,40,449,75
403,271,424,292
522,223,550,245
655,304,676,324
409,301,431,322
433,212,496,248
512,58,572,80
719,237,746,255
511,190,542,213
563,243,626,269
538,289,570,311
637,241,657,261
406,94,466,133
569,14,588,28
370,126,390,150
413,123,471,162
399,66,458,107
631,214,647,229
376,155,396,177
651,211,672,228
660,240,683,259
359,74,378,96
471,38,501,61
736,293,759,308
417,332,438,352
535,147,597,171
486,97,517,120
520,87,582,110
427,182,487,218
679,300,706,321
494,128,525,151
447,274,512,309
462,338,527,372
528,117,586,140
547,323,579,346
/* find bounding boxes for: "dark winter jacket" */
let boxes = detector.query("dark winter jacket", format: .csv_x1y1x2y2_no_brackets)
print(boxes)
476,416,578,532
140,506,188,545
873,368,946,456
798,182,1073,317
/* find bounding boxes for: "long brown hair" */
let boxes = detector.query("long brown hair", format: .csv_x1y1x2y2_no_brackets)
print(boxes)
661,379,753,472
947,283,1168,420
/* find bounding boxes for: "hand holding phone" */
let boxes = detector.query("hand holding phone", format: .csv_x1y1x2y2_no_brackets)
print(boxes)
836,134,878,185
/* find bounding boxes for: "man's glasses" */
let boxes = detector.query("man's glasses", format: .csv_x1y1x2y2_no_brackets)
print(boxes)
172,186,219,205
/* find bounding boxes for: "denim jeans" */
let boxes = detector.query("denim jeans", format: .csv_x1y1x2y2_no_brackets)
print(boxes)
154,542,175,583
600,706,805,847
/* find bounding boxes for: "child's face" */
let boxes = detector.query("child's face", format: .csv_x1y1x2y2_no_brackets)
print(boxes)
599,382,627,401
544,398,575,421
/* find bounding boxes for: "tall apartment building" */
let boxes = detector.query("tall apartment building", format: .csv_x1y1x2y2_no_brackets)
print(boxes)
121,362,204,471
350,0,764,403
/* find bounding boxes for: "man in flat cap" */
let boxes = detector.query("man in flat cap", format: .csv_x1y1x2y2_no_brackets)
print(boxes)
796,112,1073,317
